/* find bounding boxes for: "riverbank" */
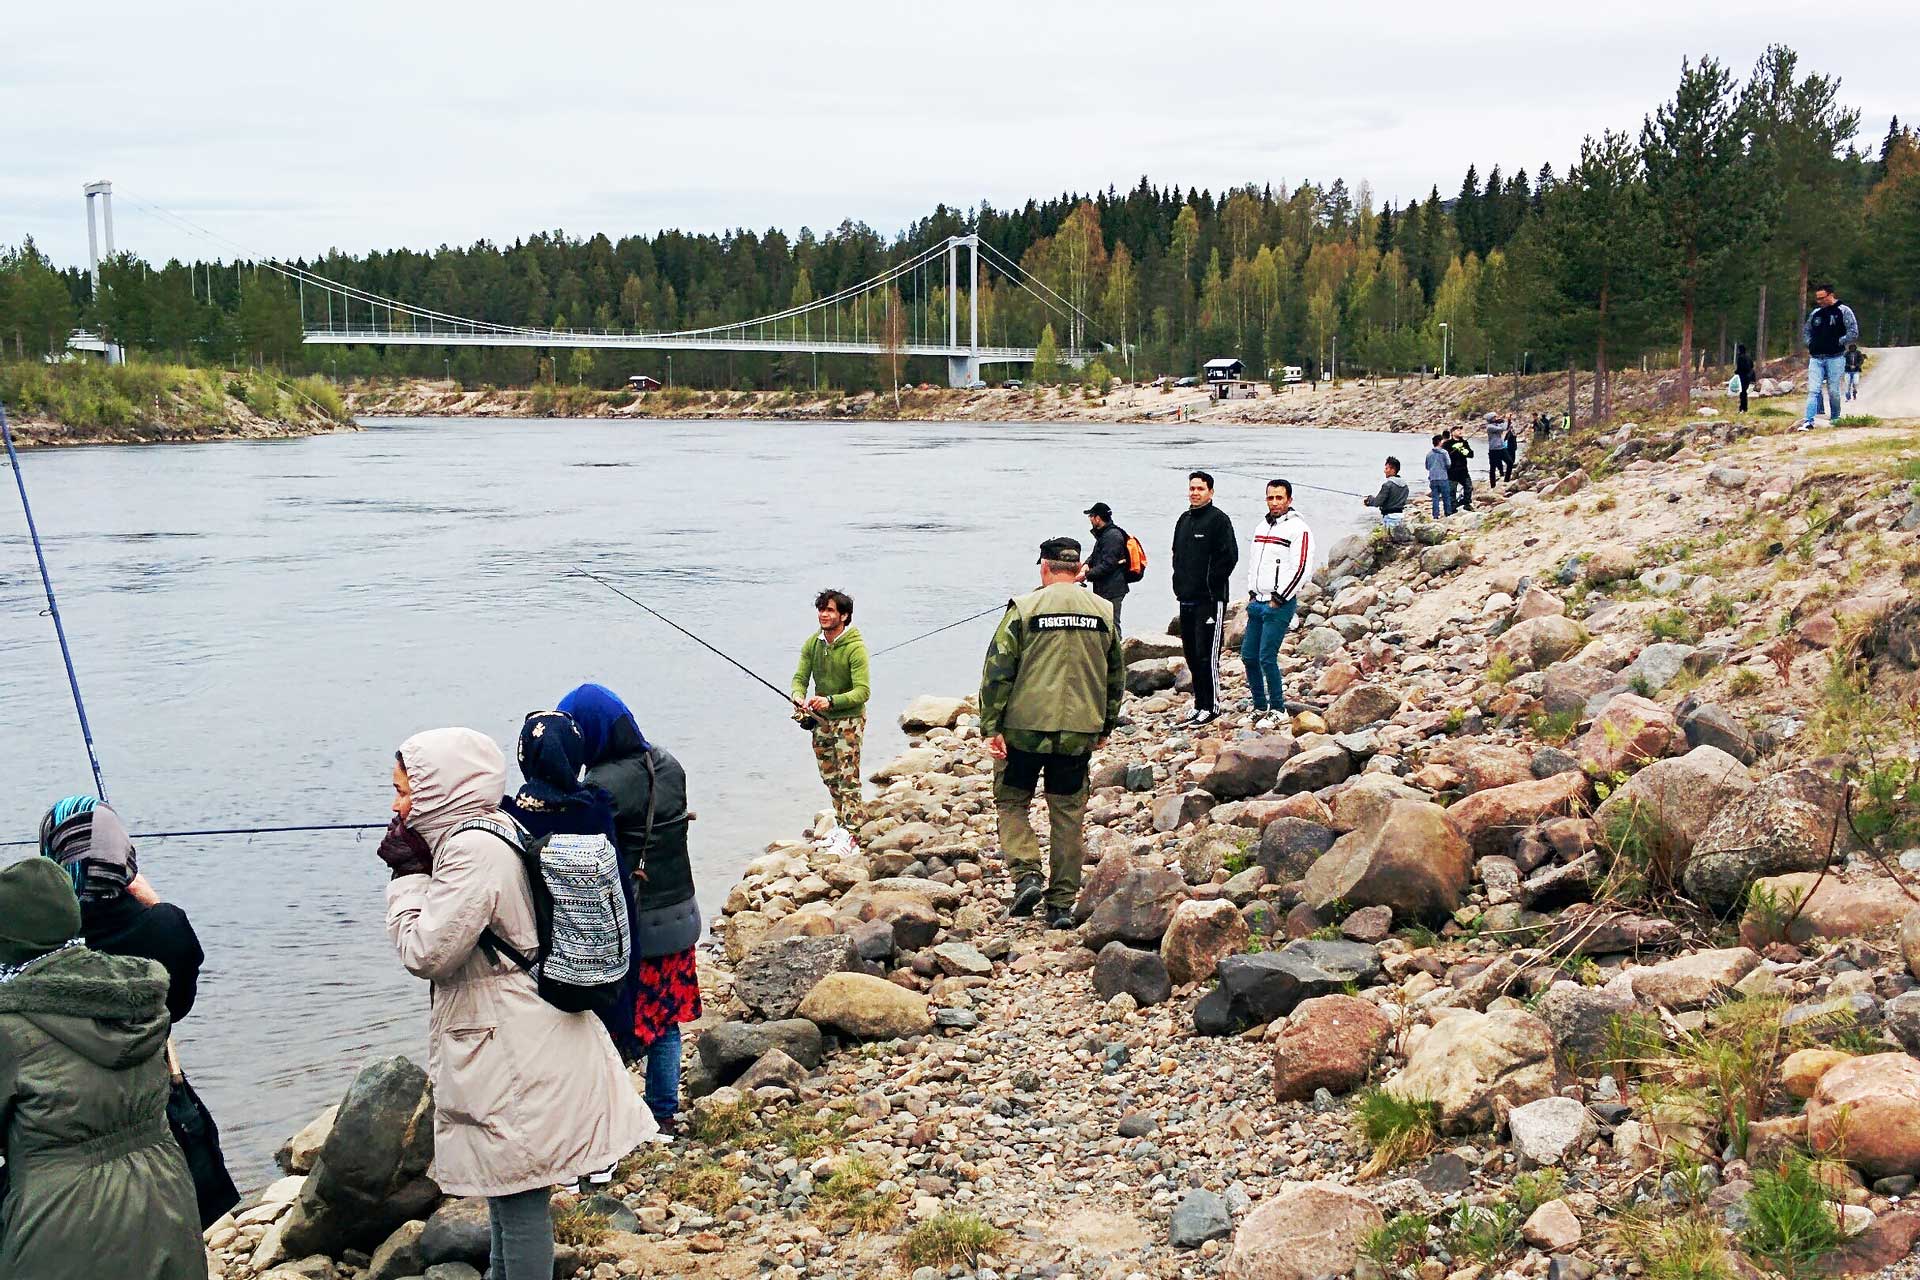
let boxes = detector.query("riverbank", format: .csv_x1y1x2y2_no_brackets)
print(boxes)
211,408,1920,1280
2,360,356,448
345,361,1810,433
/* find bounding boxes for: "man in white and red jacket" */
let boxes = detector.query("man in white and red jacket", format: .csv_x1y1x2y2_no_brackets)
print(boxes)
1240,479,1315,721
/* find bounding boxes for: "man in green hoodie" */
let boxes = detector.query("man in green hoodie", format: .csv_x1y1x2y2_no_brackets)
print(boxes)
792,588,872,833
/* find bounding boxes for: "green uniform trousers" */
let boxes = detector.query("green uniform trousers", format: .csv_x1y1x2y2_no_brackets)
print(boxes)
810,713,866,830
993,748,1091,910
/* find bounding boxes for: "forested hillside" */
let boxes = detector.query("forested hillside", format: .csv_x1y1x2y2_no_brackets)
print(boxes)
3,46,1916,404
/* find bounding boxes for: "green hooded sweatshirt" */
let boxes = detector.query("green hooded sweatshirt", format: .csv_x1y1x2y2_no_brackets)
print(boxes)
791,626,871,720
0,946,205,1280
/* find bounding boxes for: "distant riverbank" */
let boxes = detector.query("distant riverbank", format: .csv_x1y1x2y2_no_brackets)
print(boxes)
3,361,355,448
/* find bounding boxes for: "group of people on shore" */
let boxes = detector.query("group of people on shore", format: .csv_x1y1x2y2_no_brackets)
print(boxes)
1732,282,1865,424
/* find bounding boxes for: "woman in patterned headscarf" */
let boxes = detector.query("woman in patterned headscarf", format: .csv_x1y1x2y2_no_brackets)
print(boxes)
38,796,205,1025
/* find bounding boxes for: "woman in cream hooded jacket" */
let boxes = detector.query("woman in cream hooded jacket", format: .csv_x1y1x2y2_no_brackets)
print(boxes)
385,727,652,1247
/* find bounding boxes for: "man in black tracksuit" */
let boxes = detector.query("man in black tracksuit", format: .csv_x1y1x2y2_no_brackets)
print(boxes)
1171,470,1238,726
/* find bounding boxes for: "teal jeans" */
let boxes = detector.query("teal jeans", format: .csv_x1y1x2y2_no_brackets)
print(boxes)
1241,597,1298,711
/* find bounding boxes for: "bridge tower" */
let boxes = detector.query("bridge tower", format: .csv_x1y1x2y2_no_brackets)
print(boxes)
81,180,123,365
945,234,981,389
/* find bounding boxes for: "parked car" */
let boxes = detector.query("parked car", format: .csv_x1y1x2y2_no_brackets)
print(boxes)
1175,376,1199,388
965,379,988,390
1002,378,1024,390
626,374,661,391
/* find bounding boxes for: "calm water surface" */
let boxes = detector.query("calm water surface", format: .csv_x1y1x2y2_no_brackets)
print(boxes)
0,415,1419,1183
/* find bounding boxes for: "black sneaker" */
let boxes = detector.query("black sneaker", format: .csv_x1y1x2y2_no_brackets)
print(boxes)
1047,909,1076,931
1009,875,1046,918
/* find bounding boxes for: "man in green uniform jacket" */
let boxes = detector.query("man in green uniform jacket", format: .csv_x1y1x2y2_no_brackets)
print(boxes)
979,537,1125,929
791,588,872,834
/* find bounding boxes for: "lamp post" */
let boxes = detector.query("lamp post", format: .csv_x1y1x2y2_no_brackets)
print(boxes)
1438,322,1450,377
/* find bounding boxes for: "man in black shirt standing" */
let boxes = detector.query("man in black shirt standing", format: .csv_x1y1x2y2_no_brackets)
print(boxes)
1083,501,1131,633
1171,470,1238,726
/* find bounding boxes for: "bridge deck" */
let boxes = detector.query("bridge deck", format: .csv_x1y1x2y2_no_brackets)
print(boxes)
302,328,1068,364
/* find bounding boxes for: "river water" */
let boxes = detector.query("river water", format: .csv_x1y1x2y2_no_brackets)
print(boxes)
0,415,1418,1184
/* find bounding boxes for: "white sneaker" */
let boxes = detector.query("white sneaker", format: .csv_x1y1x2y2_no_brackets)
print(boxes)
1254,716,1278,731
1795,422,1812,432
818,826,858,859
1191,709,1218,727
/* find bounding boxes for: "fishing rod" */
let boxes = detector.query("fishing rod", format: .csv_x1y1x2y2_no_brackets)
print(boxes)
0,821,387,849
871,602,1007,657
573,568,797,706
2,400,110,801
1213,467,1370,500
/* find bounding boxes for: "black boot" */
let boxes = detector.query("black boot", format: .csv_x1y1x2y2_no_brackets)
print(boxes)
1047,908,1076,931
1009,874,1045,918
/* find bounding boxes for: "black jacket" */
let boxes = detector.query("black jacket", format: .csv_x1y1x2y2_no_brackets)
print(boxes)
584,718,695,916
1085,524,1130,600
80,894,204,1024
1372,478,1409,514
1171,503,1238,603
1446,438,1474,480
1735,352,1755,381
1845,347,1864,373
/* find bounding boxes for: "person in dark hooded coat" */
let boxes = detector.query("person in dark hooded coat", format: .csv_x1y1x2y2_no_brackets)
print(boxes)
0,857,205,1280
558,683,702,1133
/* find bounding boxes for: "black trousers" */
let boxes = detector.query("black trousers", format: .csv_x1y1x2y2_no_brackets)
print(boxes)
1178,600,1226,712
1096,591,1125,635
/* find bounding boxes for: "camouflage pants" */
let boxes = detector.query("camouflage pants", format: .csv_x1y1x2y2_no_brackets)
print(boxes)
810,714,866,829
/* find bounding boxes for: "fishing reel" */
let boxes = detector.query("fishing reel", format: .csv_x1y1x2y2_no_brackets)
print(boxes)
793,707,820,731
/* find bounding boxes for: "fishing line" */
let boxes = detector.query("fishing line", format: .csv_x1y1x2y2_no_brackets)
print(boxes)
870,603,1007,657
0,822,386,849
2,400,109,801
1213,467,1370,501
574,568,796,706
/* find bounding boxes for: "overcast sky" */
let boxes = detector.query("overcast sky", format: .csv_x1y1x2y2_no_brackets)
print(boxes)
5,1,1916,272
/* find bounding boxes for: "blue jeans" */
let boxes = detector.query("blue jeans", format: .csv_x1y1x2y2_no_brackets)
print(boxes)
1429,479,1455,517
644,1023,682,1124
1240,596,1298,711
1847,370,1859,399
1805,355,1846,424
488,1186,554,1280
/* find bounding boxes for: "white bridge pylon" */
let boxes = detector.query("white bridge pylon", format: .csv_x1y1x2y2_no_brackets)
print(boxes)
293,234,1095,388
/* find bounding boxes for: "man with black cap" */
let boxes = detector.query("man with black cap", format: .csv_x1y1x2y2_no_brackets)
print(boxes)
979,536,1126,928
1082,501,1131,632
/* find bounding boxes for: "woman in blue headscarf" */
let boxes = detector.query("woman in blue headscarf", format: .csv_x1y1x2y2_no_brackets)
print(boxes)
557,683,701,1135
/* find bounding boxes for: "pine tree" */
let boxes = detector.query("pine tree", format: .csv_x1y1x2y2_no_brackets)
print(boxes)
1455,166,1484,257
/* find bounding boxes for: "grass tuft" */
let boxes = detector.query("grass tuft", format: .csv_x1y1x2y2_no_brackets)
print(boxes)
897,1213,1007,1269
1741,1155,1843,1279
812,1155,902,1232
550,1199,611,1247
1354,1087,1440,1177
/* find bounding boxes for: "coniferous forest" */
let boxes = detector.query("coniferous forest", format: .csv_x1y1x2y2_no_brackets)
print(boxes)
3,47,1918,406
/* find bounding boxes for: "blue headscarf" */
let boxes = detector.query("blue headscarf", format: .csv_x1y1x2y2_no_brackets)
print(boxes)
556,682,649,766
512,712,604,817
38,795,138,903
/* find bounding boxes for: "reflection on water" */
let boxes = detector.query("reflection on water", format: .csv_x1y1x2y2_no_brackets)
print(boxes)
0,415,1416,1186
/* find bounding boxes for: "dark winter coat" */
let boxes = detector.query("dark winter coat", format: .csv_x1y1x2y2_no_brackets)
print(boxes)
78,895,204,1025
1171,503,1239,603
1084,524,1131,601
585,719,694,919
1446,438,1474,480
1735,351,1756,383
0,946,205,1280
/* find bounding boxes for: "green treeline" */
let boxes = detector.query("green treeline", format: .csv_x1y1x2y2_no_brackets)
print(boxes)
2,46,1917,407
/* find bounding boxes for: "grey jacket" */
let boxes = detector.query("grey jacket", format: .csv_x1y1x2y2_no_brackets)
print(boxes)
1424,448,1452,484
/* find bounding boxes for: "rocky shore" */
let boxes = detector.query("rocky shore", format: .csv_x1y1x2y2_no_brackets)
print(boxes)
209,409,1920,1280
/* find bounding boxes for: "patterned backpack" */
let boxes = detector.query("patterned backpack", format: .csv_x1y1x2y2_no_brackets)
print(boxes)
452,815,631,1013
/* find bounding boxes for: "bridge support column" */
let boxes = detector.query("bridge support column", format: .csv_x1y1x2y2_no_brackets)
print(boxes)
947,354,980,388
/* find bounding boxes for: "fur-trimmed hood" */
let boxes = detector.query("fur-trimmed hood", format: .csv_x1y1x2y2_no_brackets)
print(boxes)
0,945,170,1069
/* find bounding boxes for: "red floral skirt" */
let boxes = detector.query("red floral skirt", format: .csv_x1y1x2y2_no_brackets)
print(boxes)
633,947,702,1048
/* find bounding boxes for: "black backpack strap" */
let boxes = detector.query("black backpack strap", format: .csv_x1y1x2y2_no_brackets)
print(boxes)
447,817,541,972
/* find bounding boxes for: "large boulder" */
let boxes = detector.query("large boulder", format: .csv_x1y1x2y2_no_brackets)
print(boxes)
1273,744,1352,795
1325,684,1402,734
279,1057,439,1257
1507,1097,1598,1167
1328,774,1431,833
1127,658,1184,695
1303,800,1472,923
736,935,861,1019
1270,995,1391,1101
898,695,969,730
1444,772,1592,857
1540,662,1621,717
796,972,934,1040
1204,737,1299,800
1514,586,1565,621
1257,818,1340,881
276,1105,337,1176
1631,948,1761,1011
1682,767,1855,910
1492,616,1587,675
1193,940,1381,1036
1420,541,1472,575
419,1197,490,1267
1574,693,1677,774
1536,982,1637,1074
1808,1054,1920,1179
1161,898,1253,985
1583,544,1641,584
697,1019,825,1083
1387,1009,1558,1133
1092,942,1173,1007
1592,745,1753,881
1680,703,1760,765
1081,866,1189,949
1222,1181,1383,1280
366,1221,427,1280
1618,643,1696,695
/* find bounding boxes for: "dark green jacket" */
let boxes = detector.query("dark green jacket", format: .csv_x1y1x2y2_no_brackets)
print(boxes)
791,626,871,720
0,946,204,1280
978,583,1124,755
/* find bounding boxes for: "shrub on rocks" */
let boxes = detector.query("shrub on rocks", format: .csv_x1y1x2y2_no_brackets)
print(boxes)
1443,771,1591,858
1092,941,1172,1006
1386,1008,1558,1133
736,935,862,1019
1193,940,1381,1036
796,971,934,1040
1303,799,1472,923
1222,1181,1383,1280
1682,767,1856,910
1161,898,1252,984
1081,865,1189,949
1203,737,1299,799
1270,995,1391,1101
1573,692,1677,774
